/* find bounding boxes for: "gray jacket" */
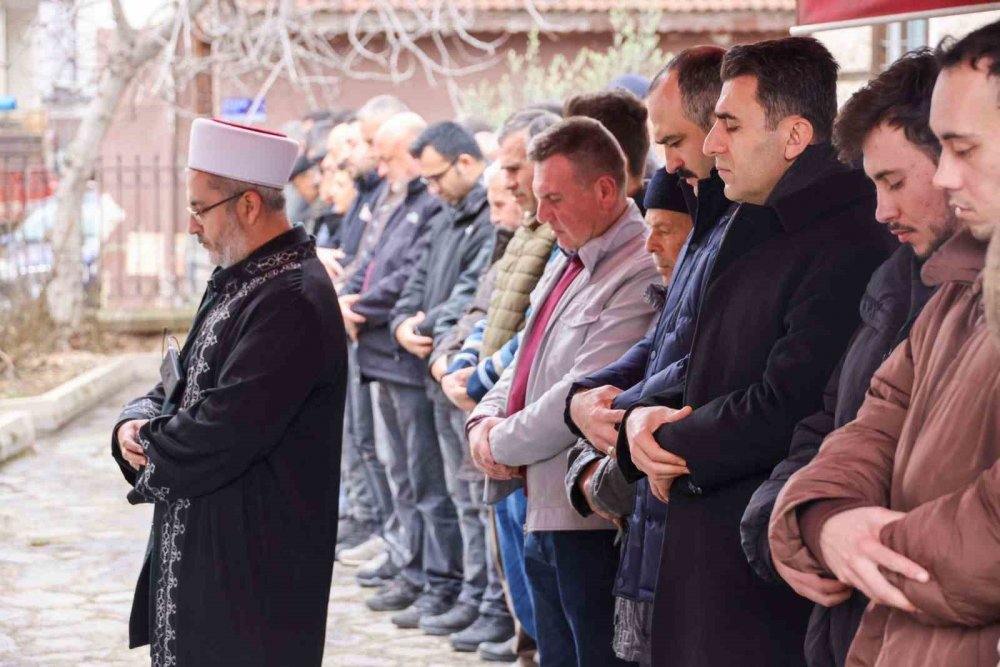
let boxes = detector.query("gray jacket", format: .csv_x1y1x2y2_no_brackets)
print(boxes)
468,201,658,532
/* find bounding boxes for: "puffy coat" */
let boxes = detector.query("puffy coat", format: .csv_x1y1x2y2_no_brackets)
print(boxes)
770,228,1000,667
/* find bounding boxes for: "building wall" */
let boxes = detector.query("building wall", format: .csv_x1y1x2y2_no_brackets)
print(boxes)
1,3,41,112
814,8,1000,109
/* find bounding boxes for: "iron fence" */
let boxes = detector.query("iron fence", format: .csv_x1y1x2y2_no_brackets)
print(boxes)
0,156,212,314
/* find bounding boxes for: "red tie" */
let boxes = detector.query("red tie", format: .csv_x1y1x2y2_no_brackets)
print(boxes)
506,255,585,416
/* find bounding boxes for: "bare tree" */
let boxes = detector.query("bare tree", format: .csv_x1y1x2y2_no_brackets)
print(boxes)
46,0,209,327
44,0,541,328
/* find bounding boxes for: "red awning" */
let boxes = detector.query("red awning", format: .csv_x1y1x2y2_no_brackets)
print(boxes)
797,0,1000,30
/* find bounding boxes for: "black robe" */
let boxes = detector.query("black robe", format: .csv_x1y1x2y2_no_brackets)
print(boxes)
111,226,348,666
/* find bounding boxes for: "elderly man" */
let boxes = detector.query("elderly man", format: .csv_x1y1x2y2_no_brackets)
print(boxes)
338,113,460,614
467,117,659,667
740,49,959,667
769,22,1000,667
112,119,347,666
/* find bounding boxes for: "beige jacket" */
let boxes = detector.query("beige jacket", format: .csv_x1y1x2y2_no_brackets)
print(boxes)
769,229,1000,667
469,201,658,532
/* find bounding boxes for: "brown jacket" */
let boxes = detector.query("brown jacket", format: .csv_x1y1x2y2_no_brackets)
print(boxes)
769,228,1000,667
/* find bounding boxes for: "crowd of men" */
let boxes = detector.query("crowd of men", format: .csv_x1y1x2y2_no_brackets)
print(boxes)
112,17,1000,667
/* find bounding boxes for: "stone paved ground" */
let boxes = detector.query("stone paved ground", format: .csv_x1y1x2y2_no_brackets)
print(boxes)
0,378,483,666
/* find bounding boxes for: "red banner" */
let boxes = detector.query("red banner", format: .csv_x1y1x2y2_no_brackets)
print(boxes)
798,0,997,26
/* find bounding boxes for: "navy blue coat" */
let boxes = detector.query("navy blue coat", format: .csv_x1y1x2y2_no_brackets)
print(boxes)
345,178,442,387
740,245,936,667
334,171,385,266
616,144,894,667
566,172,733,604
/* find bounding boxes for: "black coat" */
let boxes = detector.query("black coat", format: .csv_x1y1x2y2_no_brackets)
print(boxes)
616,144,895,667
564,172,733,604
740,245,936,667
334,171,385,265
112,226,348,666
347,178,442,387
389,180,495,350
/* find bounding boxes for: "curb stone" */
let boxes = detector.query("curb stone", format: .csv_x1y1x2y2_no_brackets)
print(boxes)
0,353,158,463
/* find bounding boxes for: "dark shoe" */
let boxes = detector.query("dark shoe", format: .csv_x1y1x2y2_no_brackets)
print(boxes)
355,553,398,588
419,601,479,636
336,518,374,554
365,578,420,612
390,593,453,629
451,613,515,652
477,636,518,662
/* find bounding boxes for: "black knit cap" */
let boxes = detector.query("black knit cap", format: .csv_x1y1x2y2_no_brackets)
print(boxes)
643,167,688,213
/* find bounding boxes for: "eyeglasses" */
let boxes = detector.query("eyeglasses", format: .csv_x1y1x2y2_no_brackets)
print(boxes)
187,191,248,223
421,158,458,187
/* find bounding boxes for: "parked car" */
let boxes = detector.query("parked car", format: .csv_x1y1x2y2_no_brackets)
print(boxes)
0,189,125,294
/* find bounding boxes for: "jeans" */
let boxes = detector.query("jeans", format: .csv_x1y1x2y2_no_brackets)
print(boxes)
523,530,634,667
430,383,510,617
378,380,462,598
495,489,535,638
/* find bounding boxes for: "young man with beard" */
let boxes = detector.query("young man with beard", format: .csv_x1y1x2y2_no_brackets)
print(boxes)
769,23,1000,666
616,37,893,666
562,46,725,667
740,49,958,667
113,120,347,666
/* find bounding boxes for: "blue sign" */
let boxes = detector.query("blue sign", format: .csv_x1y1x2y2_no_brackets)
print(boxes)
221,96,266,123
0,96,17,111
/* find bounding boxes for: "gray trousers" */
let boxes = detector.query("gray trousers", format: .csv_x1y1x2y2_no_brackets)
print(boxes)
429,382,510,617
378,380,462,598
341,344,380,526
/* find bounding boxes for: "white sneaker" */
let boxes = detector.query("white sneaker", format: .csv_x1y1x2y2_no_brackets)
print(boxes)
338,535,387,567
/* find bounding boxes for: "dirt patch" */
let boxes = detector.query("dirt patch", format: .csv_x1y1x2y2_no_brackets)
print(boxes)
0,333,163,399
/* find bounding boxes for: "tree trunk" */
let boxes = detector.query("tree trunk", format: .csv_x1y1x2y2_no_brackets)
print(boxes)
46,0,207,327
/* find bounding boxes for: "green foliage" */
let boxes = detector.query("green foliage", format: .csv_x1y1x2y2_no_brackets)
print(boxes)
454,11,670,126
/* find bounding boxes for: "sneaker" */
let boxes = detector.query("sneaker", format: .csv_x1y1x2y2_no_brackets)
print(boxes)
477,636,518,663
390,593,453,629
451,613,515,652
365,578,420,612
355,552,398,588
338,535,386,567
336,518,374,554
419,601,479,636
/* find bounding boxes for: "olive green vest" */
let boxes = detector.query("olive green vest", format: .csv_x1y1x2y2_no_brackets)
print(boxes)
481,214,556,357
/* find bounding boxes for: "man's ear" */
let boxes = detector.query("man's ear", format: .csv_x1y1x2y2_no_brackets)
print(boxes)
783,116,815,161
240,190,264,226
597,175,618,205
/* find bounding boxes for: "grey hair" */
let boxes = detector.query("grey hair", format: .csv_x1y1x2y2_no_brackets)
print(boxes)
357,95,410,125
206,173,285,213
498,109,561,145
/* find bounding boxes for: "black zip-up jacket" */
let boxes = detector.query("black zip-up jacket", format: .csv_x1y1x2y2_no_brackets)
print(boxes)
346,177,442,387
390,180,494,353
